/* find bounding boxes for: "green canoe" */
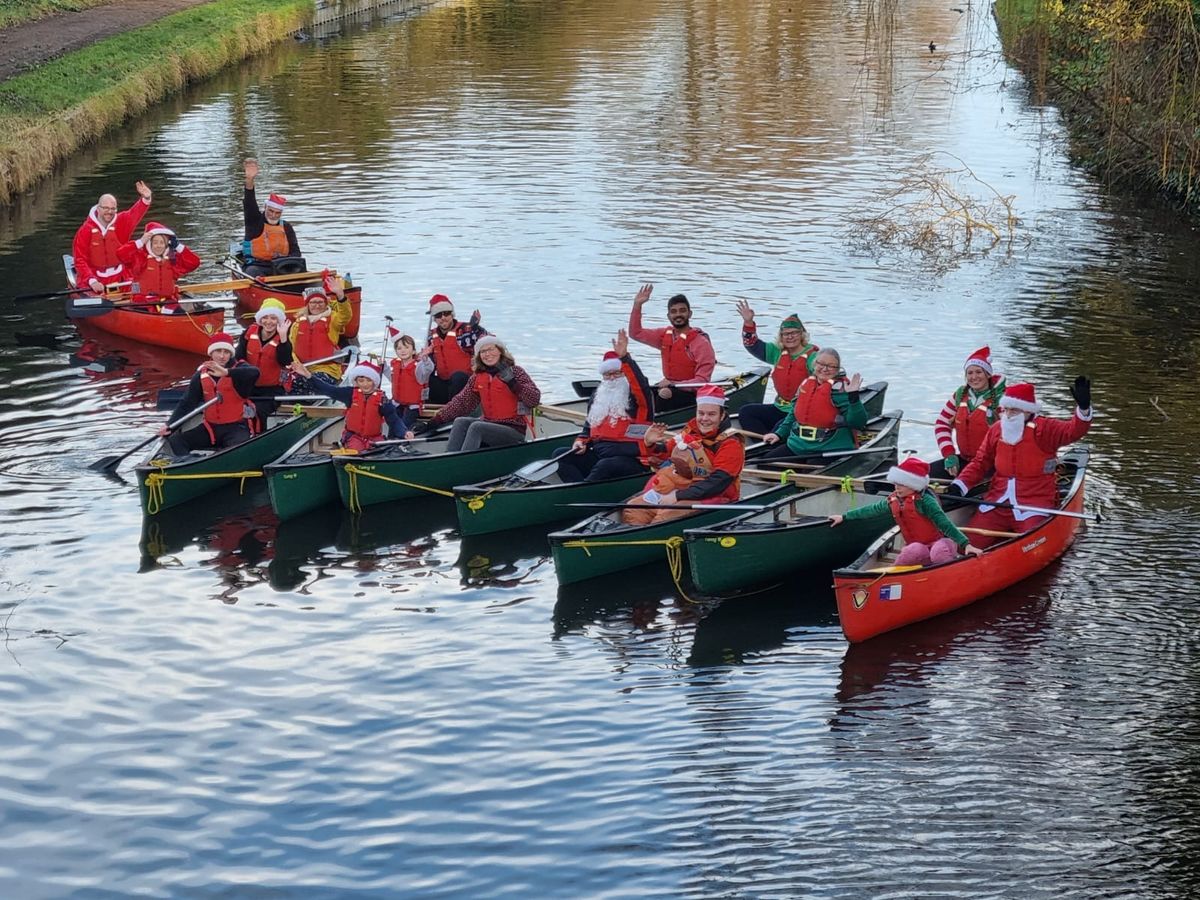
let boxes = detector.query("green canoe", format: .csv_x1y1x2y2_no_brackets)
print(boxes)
136,405,331,515
547,409,901,586
264,414,346,520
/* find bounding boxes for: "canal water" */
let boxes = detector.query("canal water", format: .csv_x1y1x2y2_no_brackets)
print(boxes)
1,1,1198,896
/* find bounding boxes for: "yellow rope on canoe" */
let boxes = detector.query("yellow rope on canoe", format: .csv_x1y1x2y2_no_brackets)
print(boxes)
462,487,499,513
343,463,455,512
144,469,262,514
560,535,697,603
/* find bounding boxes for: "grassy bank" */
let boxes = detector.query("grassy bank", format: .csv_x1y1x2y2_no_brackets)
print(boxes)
0,0,113,30
0,0,313,205
994,0,1200,209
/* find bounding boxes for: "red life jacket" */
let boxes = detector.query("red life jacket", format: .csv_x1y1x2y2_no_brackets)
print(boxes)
138,256,178,298
953,385,998,460
590,415,637,442
293,316,340,364
429,326,473,378
390,358,424,406
345,389,386,440
989,420,1060,508
249,223,290,261
659,328,706,382
85,226,123,277
243,325,285,387
771,346,816,405
790,376,838,429
200,367,253,429
888,493,943,545
476,372,519,421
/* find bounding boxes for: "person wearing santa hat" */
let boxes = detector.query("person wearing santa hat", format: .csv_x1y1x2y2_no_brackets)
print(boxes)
286,276,353,394
829,456,982,566
628,282,716,413
158,333,260,456
115,221,202,314
622,383,745,525
236,298,293,429
288,357,407,453
72,180,152,292
242,158,303,277
931,346,1007,478
761,347,868,458
735,300,821,436
558,329,654,483
411,336,541,451
388,332,435,435
424,294,489,404
945,377,1093,547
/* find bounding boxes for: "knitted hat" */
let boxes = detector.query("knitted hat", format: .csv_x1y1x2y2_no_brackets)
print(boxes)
137,221,174,247
887,456,930,491
302,286,328,304
780,314,805,332
474,336,505,356
964,345,993,376
998,382,1040,414
696,384,726,407
599,351,622,375
254,297,288,327
207,332,236,355
348,360,383,388
429,294,453,315
265,193,287,212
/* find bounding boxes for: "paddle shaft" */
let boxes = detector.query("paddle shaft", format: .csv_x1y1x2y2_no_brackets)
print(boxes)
935,492,1092,521
17,282,129,302
562,501,765,511
90,397,218,472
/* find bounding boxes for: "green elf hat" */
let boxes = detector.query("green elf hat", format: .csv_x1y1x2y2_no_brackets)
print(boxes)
780,314,805,332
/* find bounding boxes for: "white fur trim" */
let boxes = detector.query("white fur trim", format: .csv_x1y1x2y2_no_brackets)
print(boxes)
598,357,622,375
254,307,287,326
887,465,929,491
998,396,1040,414
207,341,235,355
429,300,454,315
348,364,382,387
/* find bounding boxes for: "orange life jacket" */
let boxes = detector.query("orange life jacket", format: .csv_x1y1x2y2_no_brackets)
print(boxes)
390,358,423,406
249,222,290,261
138,256,178,298
476,372,519,421
200,367,253,428
771,346,815,405
293,316,340,364
790,377,838,429
243,325,286,387
429,327,473,378
345,389,386,440
659,328,705,382
888,493,943,545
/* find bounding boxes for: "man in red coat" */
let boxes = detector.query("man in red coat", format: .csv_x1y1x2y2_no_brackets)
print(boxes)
947,377,1092,547
72,181,152,292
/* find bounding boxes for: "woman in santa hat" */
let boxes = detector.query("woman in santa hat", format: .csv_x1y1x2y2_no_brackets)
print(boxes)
829,456,982,566
931,346,1007,477
116,221,201,314
158,332,260,456
236,298,293,429
288,357,407,453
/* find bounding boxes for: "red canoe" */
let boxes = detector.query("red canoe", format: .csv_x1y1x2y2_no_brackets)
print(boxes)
234,282,363,338
65,295,225,355
833,447,1090,643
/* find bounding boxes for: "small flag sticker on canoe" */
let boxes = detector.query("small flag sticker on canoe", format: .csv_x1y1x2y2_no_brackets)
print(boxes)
879,584,903,601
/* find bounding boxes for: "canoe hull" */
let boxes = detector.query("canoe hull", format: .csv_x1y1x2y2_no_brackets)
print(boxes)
833,449,1089,643
454,472,648,537
264,418,344,520
234,283,363,339
68,300,224,355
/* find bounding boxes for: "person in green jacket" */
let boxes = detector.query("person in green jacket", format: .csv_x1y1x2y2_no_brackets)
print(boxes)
829,456,983,566
760,348,867,458
735,299,821,436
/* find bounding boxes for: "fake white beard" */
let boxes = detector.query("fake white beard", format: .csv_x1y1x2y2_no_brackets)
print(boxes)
1000,414,1026,444
587,377,631,427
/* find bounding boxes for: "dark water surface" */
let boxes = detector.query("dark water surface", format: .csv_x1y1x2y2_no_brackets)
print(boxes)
2,1,1199,896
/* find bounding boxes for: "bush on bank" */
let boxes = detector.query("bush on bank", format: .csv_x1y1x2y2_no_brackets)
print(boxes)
994,0,1200,209
0,0,313,205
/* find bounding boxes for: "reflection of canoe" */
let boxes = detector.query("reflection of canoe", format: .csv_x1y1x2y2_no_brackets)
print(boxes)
135,406,332,514
684,413,901,595
234,282,363,339
833,447,1090,643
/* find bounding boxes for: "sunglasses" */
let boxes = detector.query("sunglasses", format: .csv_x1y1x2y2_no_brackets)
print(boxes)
434,311,453,319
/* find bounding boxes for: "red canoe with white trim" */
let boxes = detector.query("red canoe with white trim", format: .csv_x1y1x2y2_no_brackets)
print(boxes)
234,283,363,338
833,447,1090,643
65,296,225,355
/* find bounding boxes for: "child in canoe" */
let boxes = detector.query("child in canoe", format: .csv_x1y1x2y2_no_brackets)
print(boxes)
288,358,407,453
829,456,983,566
389,332,435,436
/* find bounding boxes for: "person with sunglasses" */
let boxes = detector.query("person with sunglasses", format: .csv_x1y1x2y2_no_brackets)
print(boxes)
760,348,867,459
424,294,488,403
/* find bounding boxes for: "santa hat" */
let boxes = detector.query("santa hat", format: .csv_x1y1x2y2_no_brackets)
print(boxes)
136,221,175,248
599,351,622,375
428,294,454,316
998,382,1040,414
695,384,726,407
887,456,930,491
207,332,236,355
254,297,288,327
963,345,993,376
265,193,287,212
388,324,406,345
348,360,383,388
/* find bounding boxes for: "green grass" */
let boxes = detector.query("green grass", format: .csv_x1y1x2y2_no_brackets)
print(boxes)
0,0,114,30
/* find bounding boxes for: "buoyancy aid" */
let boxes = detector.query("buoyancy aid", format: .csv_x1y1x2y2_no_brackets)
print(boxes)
138,256,178,298
953,385,998,460
790,376,839,429
249,222,290,261
659,328,706,382
771,346,815,406
345,389,386,439
888,493,943,545
590,415,637,442
390,358,424,406
85,226,123,278
244,325,285,387
293,316,340,364
476,372,519,421
429,326,473,377
200,365,254,439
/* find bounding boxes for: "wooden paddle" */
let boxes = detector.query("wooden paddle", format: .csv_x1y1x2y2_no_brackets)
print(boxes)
933,491,1095,522
561,501,767,512
537,404,587,424
90,397,219,473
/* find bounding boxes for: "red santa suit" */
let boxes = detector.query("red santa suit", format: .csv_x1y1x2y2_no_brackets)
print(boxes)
72,196,150,288
116,222,201,313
